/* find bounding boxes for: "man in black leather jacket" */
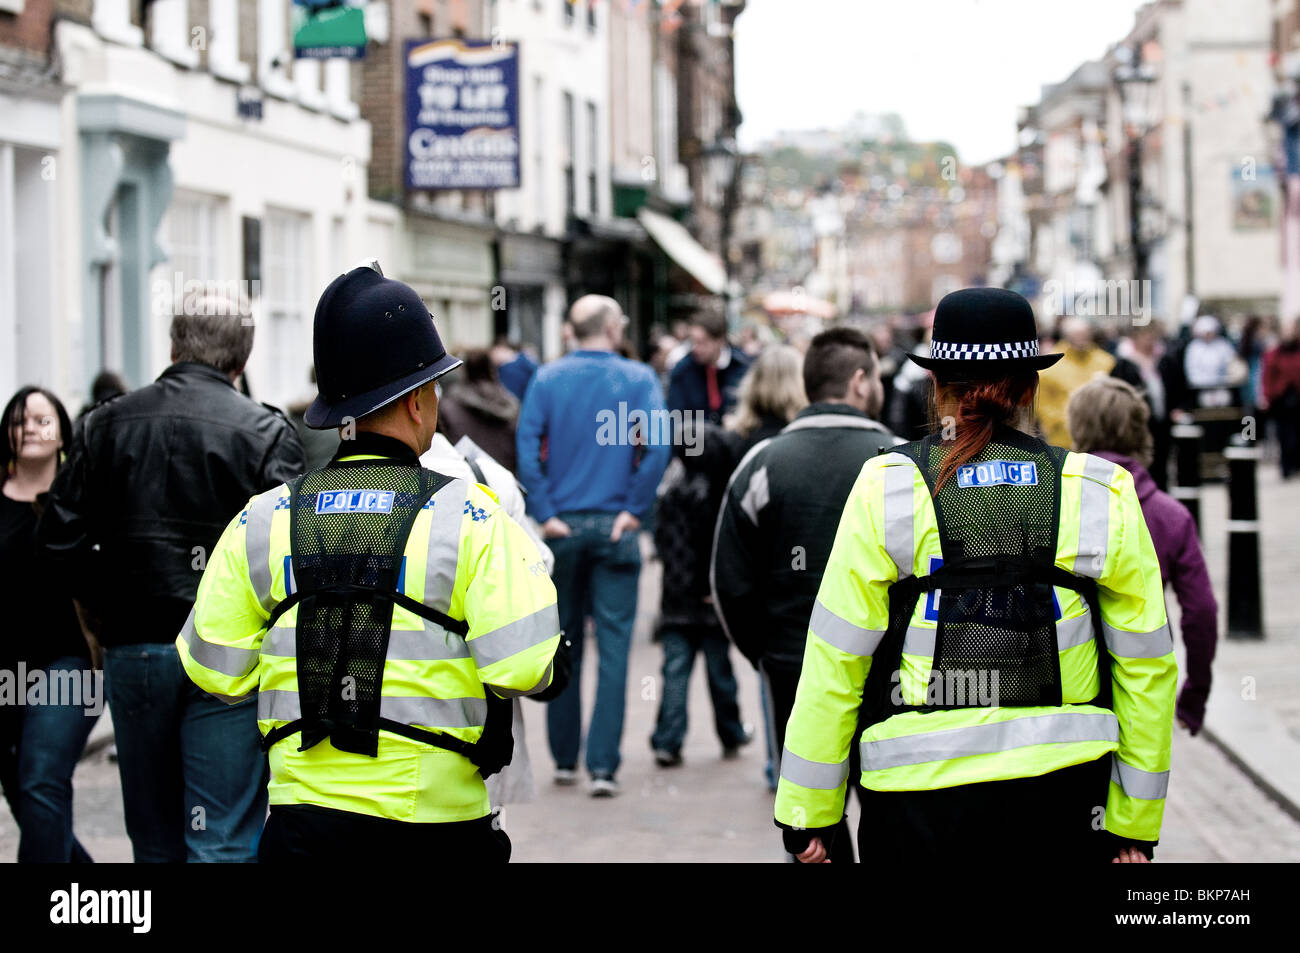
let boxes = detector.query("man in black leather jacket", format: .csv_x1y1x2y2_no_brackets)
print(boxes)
38,304,305,862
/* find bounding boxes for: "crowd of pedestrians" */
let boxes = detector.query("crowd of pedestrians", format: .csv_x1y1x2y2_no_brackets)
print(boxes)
3,280,1289,861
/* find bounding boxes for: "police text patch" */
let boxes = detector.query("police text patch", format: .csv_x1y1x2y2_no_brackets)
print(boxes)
957,460,1038,488
315,489,396,514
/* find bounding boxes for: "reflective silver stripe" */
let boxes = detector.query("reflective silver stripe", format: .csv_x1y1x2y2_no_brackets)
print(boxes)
179,609,259,679
257,689,487,728
1082,454,1116,484
260,622,471,661
809,599,884,657
739,465,770,524
1103,621,1173,659
1111,755,1170,800
779,747,850,790
1056,610,1096,652
389,625,473,661
859,711,1119,771
260,626,296,658
469,604,559,668
245,489,278,611
258,689,301,721
382,695,487,728
903,624,936,656
881,459,916,579
422,479,467,614
1073,457,1114,578
493,660,554,699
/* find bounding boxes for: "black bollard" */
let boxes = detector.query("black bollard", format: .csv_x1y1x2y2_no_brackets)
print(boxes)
1170,422,1203,533
1224,441,1264,640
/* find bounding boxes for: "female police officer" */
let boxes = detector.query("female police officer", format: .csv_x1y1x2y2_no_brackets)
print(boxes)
774,288,1176,864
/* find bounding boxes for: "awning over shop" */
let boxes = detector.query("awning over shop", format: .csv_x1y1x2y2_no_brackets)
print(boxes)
636,207,727,296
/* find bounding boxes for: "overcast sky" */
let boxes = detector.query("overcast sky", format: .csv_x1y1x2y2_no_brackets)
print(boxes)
734,0,1150,164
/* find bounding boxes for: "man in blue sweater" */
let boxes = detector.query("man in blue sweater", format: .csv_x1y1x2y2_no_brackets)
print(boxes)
516,295,671,797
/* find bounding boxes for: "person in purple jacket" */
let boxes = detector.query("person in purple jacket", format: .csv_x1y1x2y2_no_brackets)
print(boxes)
1067,376,1217,733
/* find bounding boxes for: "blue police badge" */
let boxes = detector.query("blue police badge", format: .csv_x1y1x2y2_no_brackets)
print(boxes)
314,489,396,514
956,460,1038,489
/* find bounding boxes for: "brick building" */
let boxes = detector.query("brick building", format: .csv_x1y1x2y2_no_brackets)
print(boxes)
357,0,498,357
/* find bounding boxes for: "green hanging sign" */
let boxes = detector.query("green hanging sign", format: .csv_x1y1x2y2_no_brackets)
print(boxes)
293,1,367,61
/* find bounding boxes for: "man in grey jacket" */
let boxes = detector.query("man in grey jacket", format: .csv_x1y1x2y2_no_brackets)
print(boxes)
710,327,899,863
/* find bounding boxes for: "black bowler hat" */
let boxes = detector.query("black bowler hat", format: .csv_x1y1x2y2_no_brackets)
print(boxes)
908,287,1061,375
304,263,462,429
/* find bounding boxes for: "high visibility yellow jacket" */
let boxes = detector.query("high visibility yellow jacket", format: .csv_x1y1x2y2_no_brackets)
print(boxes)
176,446,561,824
774,447,1177,844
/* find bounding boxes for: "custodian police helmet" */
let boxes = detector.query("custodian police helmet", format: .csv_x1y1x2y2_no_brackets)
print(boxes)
304,260,462,429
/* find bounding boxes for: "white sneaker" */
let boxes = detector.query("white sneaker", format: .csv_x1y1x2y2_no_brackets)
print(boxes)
554,768,579,786
590,775,620,798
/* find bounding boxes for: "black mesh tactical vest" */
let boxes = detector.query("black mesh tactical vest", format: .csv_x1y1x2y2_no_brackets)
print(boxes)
862,425,1109,726
258,457,511,773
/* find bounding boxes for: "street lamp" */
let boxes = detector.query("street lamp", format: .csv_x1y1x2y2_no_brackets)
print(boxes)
703,136,744,328
703,136,740,247
1114,42,1158,285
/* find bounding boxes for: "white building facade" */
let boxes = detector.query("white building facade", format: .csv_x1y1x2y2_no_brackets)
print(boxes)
0,46,63,406
1102,0,1279,323
11,0,371,414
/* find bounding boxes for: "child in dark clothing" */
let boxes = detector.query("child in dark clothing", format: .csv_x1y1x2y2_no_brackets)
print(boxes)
649,422,752,765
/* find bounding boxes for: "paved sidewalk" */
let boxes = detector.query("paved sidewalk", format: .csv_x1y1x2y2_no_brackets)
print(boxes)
1191,462,1300,820
502,534,788,861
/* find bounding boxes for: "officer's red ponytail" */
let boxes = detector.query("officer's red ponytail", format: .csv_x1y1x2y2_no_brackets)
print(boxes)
930,372,1039,494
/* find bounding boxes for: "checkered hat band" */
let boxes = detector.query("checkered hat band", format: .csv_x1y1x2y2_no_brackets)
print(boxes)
929,339,1040,360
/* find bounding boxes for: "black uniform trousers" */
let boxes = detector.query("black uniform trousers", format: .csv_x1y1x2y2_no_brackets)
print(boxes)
259,804,512,863
855,754,1115,864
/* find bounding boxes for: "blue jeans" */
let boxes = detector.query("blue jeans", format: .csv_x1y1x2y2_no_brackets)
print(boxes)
650,626,746,755
15,655,100,862
546,511,641,778
104,642,268,862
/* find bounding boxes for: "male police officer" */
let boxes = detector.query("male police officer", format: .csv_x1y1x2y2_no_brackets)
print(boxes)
177,263,563,861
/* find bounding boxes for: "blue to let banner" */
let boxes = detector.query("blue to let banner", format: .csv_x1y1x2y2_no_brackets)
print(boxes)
405,39,521,191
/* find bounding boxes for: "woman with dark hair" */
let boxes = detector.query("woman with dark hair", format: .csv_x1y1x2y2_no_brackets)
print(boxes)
436,348,520,473
774,288,1176,865
0,385,100,862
